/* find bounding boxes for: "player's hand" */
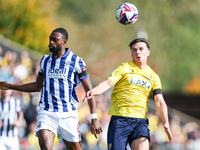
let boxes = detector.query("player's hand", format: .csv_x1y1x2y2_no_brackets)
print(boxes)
90,119,103,138
0,81,10,90
82,90,93,102
164,124,173,142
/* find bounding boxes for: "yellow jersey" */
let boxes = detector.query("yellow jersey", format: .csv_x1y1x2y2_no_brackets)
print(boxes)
108,62,162,118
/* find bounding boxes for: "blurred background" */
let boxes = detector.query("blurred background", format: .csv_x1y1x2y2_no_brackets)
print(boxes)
0,0,200,149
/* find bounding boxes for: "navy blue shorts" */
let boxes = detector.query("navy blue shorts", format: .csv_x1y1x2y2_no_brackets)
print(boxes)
107,116,150,150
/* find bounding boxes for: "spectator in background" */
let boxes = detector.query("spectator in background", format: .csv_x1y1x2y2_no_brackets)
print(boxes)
0,51,16,83
13,51,29,81
183,122,200,150
20,51,32,74
0,46,3,65
0,89,23,150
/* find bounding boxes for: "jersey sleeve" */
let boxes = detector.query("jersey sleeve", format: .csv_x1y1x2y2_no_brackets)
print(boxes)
76,57,89,82
153,74,162,90
38,55,47,76
108,64,125,85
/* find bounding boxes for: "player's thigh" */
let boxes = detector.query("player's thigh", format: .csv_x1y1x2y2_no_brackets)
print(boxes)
58,110,81,142
130,137,149,150
107,116,130,150
38,129,55,150
63,140,82,150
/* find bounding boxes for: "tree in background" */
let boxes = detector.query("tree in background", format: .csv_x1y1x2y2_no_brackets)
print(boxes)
0,0,59,53
0,0,200,93
183,77,200,95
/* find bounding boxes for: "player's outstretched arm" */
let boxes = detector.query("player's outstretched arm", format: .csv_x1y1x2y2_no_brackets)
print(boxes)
0,81,10,90
83,79,114,102
154,94,173,142
0,74,44,92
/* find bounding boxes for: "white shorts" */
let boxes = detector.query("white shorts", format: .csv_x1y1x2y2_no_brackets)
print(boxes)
36,109,81,142
0,136,19,150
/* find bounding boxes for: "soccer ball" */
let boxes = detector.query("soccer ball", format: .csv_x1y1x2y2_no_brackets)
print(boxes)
116,3,139,25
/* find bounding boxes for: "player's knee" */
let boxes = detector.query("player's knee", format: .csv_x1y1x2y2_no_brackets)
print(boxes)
39,143,52,150
130,137,149,150
39,138,54,150
65,141,82,150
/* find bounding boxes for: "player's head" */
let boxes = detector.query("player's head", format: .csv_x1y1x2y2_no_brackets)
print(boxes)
129,38,150,50
129,38,150,66
52,28,68,40
49,28,68,53
1,90,13,101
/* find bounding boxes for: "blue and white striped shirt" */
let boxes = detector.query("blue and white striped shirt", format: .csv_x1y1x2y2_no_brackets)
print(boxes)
0,97,21,137
38,48,89,112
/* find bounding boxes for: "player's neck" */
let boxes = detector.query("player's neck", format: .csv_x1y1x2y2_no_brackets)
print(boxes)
53,48,66,58
138,64,147,69
133,61,147,69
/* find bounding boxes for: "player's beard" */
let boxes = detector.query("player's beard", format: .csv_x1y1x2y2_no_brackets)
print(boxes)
49,45,61,53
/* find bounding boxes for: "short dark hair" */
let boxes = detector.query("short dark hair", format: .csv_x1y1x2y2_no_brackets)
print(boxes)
129,38,150,50
53,28,68,40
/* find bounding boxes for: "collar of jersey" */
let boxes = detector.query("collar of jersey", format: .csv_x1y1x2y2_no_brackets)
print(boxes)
131,61,149,71
51,48,70,59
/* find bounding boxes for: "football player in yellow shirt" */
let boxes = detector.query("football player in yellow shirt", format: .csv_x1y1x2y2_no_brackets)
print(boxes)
83,38,173,150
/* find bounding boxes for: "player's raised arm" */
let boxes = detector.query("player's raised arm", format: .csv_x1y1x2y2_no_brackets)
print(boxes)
83,79,114,102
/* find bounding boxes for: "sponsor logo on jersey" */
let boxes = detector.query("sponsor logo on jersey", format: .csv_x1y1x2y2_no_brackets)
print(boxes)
48,67,67,79
130,77,151,89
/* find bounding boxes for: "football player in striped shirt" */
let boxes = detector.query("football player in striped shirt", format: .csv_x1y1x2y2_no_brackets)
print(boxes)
0,89,23,150
0,28,102,150
83,38,173,150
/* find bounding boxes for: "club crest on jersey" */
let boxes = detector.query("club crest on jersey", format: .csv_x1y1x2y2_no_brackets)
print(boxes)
109,143,112,149
65,61,70,65
37,122,41,128
146,73,152,79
